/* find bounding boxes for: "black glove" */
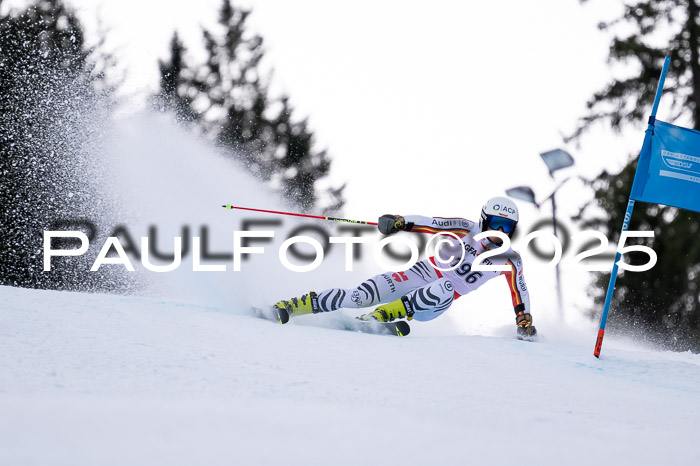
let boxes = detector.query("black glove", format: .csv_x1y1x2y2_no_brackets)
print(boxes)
516,312,537,339
378,214,406,235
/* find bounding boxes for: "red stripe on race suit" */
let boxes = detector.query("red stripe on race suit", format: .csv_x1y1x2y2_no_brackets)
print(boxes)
500,260,522,307
410,226,470,237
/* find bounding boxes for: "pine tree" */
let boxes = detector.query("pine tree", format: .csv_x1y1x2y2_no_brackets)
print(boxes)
156,0,344,212
0,0,122,291
574,0,700,350
573,0,700,137
154,32,199,124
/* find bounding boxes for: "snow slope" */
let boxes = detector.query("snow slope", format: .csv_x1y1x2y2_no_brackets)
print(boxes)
1,284,699,466
6,111,698,465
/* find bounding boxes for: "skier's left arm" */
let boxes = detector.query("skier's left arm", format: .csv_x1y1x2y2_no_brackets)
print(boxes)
501,252,537,337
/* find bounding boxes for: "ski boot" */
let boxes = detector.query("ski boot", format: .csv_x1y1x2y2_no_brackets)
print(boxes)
359,297,413,322
516,311,538,340
271,291,319,322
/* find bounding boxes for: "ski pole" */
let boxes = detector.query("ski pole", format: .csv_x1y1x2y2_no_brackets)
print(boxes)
222,204,378,226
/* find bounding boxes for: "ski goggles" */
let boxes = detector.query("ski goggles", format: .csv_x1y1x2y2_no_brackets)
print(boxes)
486,215,516,233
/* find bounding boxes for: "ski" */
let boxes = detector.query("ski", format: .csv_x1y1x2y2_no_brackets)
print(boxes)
340,318,411,337
251,306,410,336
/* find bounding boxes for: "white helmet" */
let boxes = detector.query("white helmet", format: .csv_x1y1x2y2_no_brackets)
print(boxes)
479,196,519,238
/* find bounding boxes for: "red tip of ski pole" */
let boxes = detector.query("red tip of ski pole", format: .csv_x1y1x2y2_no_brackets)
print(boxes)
594,329,605,358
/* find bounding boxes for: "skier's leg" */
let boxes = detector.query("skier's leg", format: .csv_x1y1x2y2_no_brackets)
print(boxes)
404,277,455,321
359,277,455,322
315,259,440,311
272,259,440,318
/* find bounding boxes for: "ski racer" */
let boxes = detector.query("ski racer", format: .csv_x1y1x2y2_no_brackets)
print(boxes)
271,196,537,339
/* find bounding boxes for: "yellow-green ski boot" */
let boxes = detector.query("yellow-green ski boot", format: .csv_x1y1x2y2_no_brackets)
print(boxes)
271,291,319,323
359,297,413,322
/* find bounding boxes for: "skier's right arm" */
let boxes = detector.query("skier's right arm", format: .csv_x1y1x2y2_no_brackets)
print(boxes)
403,215,474,237
377,215,475,237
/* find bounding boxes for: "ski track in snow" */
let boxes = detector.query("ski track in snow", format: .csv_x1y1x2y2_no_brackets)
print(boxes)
1,285,699,466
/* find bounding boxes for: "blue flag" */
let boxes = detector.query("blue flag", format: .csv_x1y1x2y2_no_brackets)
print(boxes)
630,120,700,213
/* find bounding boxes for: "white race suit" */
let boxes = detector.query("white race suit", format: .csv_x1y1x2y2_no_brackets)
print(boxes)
315,215,531,321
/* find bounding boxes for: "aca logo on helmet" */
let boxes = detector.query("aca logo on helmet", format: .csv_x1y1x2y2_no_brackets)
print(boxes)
492,204,516,215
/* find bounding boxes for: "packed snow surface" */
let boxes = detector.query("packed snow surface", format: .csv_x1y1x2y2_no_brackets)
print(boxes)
1,285,699,466
3,113,699,464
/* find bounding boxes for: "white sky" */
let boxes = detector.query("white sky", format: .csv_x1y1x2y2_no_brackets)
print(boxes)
58,0,637,218
54,0,641,202
8,0,663,318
